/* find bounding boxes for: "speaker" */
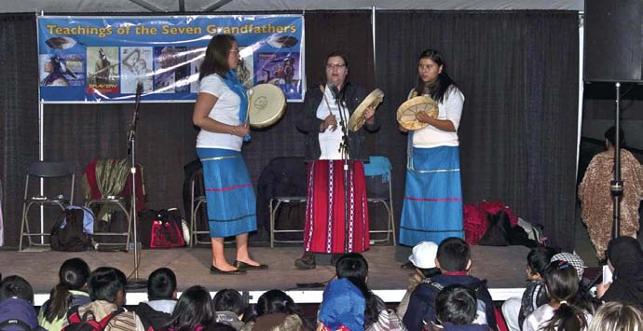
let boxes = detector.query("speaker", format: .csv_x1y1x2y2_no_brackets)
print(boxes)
584,0,643,82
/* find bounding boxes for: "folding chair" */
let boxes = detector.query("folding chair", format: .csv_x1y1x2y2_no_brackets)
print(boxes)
19,161,75,250
364,156,396,245
264,157,308,248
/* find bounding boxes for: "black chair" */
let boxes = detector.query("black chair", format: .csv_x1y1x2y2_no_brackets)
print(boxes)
258,157,308,248
83,159,133,250
189,167,210,247
19,161,75,251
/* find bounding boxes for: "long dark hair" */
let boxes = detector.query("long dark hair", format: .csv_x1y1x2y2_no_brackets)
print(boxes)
335,253,382,328
200,34,236,81
167,285,214,331
44,258,90,322
255,290,298,316
414,49,456,103
542,261,589,331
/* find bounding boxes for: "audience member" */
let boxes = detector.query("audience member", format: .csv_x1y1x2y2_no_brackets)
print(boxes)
241,290,305,331
318,253,404,331
166,285,214,331
501,247,556,331
134,268,177,330
430,285,490,331
398,241,441,318
38,258,91,330
403,238,495,330
596,236,643,307
213,289,245,330
0,275,44,331
522,260,592,331
588,301,642,331
67,266,143,331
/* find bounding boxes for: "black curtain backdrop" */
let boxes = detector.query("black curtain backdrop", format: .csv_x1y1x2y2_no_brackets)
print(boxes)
0,10,578,250
0,14,39,247
375,11,579,249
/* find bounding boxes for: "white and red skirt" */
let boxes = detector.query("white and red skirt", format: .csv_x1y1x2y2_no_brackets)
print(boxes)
303,160,370,253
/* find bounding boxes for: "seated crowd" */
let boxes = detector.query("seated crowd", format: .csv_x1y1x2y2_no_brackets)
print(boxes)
0,236,641,331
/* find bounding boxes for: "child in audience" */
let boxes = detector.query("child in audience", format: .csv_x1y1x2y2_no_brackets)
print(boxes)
0,275,44,331
166,285,214,331
398,241,441,318
596,236,643,307
501,247,556,331
588,301,642,331
38,258,91,330
403,238,495,330
134,268,177,330
522,260,592,331
430,285,490,331
318,253,404,331
69,266,143,331
241,290,305,331
213,289,245,330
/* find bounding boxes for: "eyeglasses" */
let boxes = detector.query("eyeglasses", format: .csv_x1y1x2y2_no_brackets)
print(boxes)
326,64,346,69
230,49,240,54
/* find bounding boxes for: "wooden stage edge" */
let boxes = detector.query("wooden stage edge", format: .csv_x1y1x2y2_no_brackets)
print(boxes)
2,245,530,305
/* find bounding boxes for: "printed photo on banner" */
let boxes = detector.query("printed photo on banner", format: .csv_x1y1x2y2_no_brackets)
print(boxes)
86,47,119,94
237,47,255,89
153,46,191,93
121,47,153,94
189,47,205,93
255,52,301,100
39,53,85,87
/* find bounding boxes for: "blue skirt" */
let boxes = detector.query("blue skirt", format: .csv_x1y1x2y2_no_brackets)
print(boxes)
399,146,463,246
197,148,257,238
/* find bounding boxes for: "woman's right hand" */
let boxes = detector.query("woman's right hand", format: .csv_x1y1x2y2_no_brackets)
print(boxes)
231,123,250,137
323,114,337,132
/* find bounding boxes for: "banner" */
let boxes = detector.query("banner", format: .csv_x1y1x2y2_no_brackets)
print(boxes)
37,15,305,103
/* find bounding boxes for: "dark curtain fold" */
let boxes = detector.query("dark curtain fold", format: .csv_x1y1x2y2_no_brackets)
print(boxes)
375,11,579,249
0,14,39,247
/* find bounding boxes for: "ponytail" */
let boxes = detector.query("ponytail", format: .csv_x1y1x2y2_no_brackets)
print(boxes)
542,301,588,331
44,283,72,322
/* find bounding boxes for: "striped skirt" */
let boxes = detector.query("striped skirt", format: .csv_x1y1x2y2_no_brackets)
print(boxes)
303,160,369,253
399,146,463,246
197,148,257,238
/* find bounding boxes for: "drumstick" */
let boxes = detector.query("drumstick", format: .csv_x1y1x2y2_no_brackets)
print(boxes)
245,88,253,125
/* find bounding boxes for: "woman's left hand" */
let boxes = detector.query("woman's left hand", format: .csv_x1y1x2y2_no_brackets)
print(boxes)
363,105,375,120
415,111,433,123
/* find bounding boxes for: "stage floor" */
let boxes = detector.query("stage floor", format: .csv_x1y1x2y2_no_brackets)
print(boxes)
1,245,530,304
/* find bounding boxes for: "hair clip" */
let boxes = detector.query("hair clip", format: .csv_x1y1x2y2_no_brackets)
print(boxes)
557,260,572,270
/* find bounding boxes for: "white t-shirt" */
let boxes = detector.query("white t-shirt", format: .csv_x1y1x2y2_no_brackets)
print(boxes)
412,86,464,148
316,85,349,160
195,73,243,151
523,304,592,331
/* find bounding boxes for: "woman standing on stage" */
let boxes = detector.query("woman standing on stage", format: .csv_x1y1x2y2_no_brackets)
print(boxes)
294,52,378,269
193,34,266,274
399,49,465,247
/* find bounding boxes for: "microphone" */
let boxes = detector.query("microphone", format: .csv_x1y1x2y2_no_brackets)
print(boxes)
328,83,341,100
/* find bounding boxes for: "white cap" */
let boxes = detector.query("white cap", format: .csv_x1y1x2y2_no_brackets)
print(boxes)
408,241,439,269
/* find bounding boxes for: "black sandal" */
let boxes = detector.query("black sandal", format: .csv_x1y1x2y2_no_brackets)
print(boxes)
210,265,246,275
234,260,269,270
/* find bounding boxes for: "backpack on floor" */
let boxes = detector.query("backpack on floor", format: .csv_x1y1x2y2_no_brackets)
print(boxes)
64,306,124,331
51,207,94,251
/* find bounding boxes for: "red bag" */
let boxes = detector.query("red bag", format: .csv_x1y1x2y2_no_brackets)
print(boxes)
464,203,487,245
139,209,185,249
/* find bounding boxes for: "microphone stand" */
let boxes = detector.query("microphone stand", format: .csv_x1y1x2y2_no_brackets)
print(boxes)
126,82,146,289
332,86,351,253
611,82,623,239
